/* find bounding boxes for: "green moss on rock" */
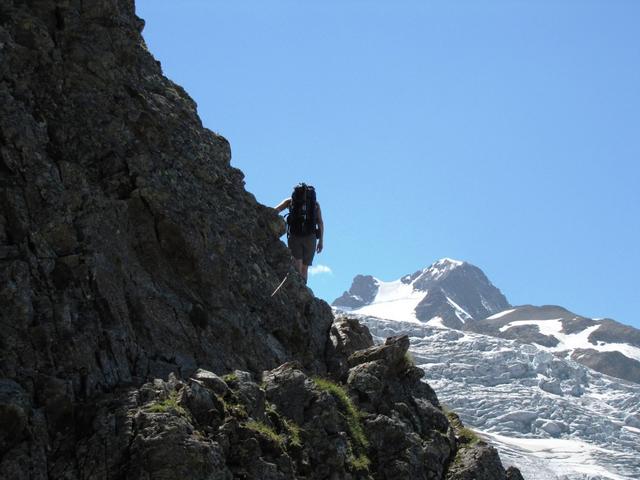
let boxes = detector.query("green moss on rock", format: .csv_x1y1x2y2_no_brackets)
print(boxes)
313,377,370,472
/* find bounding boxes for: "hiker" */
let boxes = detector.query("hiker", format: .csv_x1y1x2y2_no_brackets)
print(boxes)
275,183,324,284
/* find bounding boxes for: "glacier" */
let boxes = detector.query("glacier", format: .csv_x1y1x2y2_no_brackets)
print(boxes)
356,314,640,480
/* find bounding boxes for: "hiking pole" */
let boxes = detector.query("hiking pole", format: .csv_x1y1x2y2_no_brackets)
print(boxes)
271,272,291,297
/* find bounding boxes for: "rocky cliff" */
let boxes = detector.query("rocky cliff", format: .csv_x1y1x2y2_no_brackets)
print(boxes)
0,2,518,478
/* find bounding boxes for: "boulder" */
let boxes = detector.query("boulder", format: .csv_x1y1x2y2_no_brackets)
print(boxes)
446,443,508,480
326,315,374,378
192,369,231,397
506,465,525,480
348,335,410,369
262,362,314,425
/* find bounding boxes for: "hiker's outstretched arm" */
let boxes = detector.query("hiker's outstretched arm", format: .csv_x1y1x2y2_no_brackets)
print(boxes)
274,198,290,213
316,203,324,253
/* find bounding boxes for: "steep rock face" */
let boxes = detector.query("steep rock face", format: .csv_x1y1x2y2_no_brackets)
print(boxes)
0,1,334,477
0,2,521,479
0,1,332,382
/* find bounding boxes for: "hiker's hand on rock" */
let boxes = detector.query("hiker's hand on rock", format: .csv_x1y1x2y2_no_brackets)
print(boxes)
316,241,323,253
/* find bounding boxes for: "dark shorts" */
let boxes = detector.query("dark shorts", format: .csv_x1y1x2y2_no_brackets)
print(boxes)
288,234,317,266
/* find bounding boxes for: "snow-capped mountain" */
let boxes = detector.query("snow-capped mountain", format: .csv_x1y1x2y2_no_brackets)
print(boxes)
332,258,510,329
334,259,640,386
359,315,640,480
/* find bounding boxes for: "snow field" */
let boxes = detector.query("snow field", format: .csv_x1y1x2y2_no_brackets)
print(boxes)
353,279,425,322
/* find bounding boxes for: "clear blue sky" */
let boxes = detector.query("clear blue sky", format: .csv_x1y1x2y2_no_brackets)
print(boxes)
137,0,640,328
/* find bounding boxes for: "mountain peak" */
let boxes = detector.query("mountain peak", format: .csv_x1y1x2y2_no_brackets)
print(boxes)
399,258,467,285
420,257,467,280
436,257,465,267
333,259,510,328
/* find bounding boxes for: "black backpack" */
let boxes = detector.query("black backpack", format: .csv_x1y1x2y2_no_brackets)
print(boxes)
287,183,317,237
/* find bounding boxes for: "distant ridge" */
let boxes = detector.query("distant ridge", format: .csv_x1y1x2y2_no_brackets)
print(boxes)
334,259,640,384
472,305,640,384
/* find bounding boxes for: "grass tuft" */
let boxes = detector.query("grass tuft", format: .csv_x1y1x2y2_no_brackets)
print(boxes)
283,418,303,448
458,426,480,446
403,351,416,367
222,373,238,385
442,405,480,446
145,390,189,418
221,396,248,419
313,377,370,471
245,420,283,447
348,453,371,472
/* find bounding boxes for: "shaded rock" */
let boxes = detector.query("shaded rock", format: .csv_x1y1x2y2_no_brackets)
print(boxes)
326,315,374,378
262,362,314,425
261,364,358,478
348,335,410,369
445,443,507,480
0,0,333,415
364,415,431,480
227,371,265,421
347,361,388,411
192,369,230,397
506,466,525,480
344,331,453,479
128,406,231,480
0,380,30,454
180,380,225,429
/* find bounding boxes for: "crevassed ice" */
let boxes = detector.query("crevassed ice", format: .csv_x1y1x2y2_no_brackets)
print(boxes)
358,314,640,480
481,432,633,480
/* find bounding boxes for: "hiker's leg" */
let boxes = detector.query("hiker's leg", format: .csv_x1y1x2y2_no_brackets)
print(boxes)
301,235,316,285
293,258,303,277
288,235,305,278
